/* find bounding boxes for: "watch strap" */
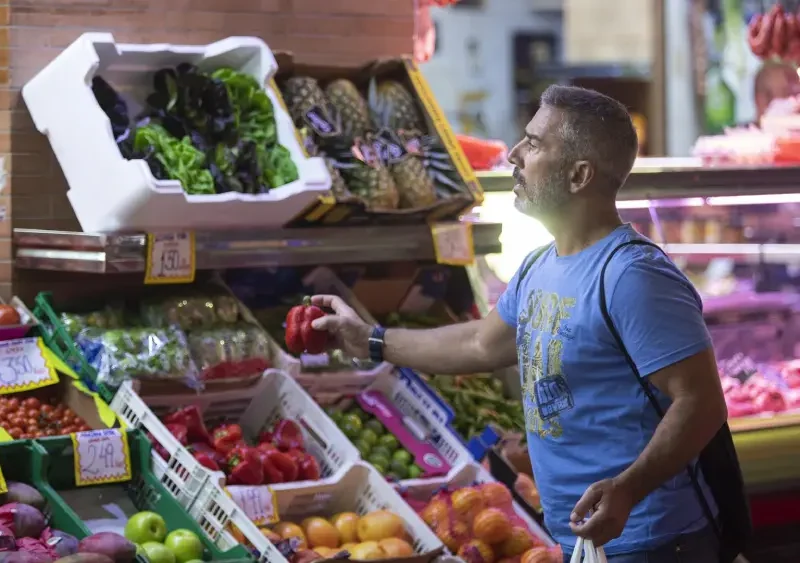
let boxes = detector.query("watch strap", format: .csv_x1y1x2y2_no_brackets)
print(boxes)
368,325,386,364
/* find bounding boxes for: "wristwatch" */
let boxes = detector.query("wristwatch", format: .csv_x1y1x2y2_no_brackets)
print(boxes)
368,325,387,364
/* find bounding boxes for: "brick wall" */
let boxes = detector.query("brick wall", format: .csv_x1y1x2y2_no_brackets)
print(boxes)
2,0,414,301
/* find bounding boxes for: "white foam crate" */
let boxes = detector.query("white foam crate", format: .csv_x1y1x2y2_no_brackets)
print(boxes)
22,32,330,233
110,369,358,505
400,462,555,548
191,462,445,560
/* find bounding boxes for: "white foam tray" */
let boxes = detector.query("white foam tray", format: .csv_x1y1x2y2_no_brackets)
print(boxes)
22,32,330,233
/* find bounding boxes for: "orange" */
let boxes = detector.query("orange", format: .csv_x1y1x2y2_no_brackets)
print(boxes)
435,520,469,552
420,498,450,528
303,517,341,548
520,547,553,563
378,538,415,558
273,521,308,548
451,487,486,521
498,527,534,557
479,483,513,508
472,508,512,545
457,539,495,563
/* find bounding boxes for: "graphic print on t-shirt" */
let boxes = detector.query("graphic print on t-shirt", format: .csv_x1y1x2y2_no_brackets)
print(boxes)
518,288,576,438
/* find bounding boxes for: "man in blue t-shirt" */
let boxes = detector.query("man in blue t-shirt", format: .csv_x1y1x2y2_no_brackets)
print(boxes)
310,85,727,562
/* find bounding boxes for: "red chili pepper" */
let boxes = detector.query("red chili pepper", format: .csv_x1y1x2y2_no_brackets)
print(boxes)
261,449,299,482
166,423,189,446
226,446,264,485
272,419,304,451
298,453,321,481
285,297,327,355
165,405,210,444
212,423,244,456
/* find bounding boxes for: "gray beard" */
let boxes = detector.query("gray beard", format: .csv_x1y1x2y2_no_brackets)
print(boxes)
514,177,571,219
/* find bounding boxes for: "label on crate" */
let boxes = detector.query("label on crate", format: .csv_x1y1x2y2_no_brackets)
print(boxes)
225,485,279,525
304,106,339,138
0,338,59,394
430,222,475,266
0,465,6,494
72,429,132,486
145,232,196,285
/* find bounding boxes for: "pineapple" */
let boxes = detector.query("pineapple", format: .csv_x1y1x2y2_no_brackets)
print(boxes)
376,80,425,132
343,164,400,211
325,79,372,139
368,79,437,209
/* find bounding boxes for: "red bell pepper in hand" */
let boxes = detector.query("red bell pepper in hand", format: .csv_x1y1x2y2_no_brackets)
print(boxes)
165,405,210,444
227,446,264,485
166,423,189,446
272,419,304,451
285,297,327,355
212,423,243,456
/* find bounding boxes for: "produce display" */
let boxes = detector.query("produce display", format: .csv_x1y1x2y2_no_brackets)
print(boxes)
0,396,91,440
425,375,525,440
403,483,559,563
123,511,204,563
92,63,299,196
721,355,800,418
279,72,469,211
156,405,321,485
264,510,417,562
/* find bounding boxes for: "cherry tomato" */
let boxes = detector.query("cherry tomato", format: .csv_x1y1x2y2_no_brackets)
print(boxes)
25,408,38,419
43,428,55,437
61,425,76,434
71,417,83,427
63,408,75,419
8,415,24,428
7,428,21,439
0,408,8,421
19,433,30,439
40,404,54,415
7,398,20,411
22,397,40,410
78,424,91,432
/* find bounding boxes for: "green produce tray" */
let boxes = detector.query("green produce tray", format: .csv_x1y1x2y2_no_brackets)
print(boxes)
33,291,116,403
34,430,253,563
0,438,88,535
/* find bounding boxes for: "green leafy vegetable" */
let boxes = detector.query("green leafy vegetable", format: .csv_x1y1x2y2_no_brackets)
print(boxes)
134,124,215,195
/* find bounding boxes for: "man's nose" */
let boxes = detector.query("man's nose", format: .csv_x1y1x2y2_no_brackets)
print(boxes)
508,141,523,167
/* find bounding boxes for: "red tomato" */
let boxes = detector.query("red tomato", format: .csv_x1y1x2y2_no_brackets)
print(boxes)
19,433,30,439
25,408,38,419
40,404,53,415
63,408,75,419
0,305,21,326
7,428,21,439
79,424,91,432
7,398,20,411
72,417,83,426
61,425,76,434
23,398,40,409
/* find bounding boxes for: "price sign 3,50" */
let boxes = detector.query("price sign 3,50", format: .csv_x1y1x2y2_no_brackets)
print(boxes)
0,338,59,394
72,429,132,486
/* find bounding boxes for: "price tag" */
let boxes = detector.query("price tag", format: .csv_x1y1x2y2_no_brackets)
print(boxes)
430,222,475,266
72,429,132,486
0,338,59,394
225,485,279,525
0,465,6,494
144,232,195,285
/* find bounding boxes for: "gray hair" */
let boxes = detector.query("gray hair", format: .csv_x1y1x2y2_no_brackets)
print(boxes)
540,85,638,190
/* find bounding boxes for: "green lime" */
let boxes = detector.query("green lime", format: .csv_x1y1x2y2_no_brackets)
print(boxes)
343,413,363,428
341,416,363,440
407,464,424,479
371,446,392,460
349,408,369,422
368,453,391,469
354,439,372,458
389,460,409,479
392,449,413,466
365,419,385,436
360,428,379,447
377,434,399,452
371,461,388,475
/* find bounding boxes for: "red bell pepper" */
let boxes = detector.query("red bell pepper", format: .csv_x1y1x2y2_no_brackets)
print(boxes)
272,419,304,451
226,446,264,485
194,451,221,471
257,430,273,445
164,405,210,444
284,297,327,355
166,423,189,446
212,423,243,455
147,432,170,461
188,442,225,469
298,453,321,481
262,449,299,482
255,448,285,484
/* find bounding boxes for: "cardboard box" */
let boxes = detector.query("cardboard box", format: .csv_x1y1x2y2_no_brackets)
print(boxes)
272,52,483,227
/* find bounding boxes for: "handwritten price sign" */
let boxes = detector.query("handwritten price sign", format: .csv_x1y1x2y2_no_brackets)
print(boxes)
72,429,132,486
0,338,59,394
144,232,195,285
226,485,279,525
430,222,475,266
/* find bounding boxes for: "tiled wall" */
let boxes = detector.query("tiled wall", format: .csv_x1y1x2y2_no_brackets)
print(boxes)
2,0,413,300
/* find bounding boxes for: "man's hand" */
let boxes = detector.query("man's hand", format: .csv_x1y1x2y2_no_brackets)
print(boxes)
309,295,372,359
569,478,635,546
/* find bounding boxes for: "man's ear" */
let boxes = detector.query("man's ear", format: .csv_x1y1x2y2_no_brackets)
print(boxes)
569,160,594,194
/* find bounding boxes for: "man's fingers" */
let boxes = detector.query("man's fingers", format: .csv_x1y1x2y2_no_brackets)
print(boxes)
570,485,603,522
310,294,352,315
311,315,339,331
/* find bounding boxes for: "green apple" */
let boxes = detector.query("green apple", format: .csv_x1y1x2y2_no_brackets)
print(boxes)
125,511,168,544
141,542,176,563
164,529,204,563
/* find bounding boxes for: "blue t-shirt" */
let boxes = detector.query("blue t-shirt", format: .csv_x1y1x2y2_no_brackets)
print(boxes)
496,224,715,555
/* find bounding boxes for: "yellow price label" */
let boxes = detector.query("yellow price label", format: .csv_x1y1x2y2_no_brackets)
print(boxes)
225,485,279,525
431,222,475,266
0,338,59,394
144,232,196,285
0,465,7,494
72,429,132,486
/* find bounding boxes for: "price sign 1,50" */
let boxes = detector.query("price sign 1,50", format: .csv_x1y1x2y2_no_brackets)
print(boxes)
0,338,59,394
72,429,132,486
145,232,195,285
430,222,475,266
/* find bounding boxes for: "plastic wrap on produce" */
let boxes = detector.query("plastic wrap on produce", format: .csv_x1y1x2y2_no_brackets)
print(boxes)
141,294,240,330
187,324,271,380
59,308,126,338
76,326,201,388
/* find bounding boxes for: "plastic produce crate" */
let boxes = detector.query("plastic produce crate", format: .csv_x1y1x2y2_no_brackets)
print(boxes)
33,429,256,562
110,369,359,503
191,462,444,562
21,32,331,233
400,462,555,548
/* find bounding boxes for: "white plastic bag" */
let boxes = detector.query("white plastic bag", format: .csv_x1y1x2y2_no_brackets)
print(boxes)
569,538,608,563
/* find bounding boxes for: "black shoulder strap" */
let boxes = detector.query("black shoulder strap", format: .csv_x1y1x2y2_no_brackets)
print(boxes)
598,239,721,539
515,243,554,298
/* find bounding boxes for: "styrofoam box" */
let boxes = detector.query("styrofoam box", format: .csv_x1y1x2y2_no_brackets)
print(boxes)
21,32,330,233
191,462,444,561
110,369,358,505
401,462,555,548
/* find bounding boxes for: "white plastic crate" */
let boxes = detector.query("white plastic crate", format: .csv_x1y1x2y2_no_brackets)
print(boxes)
401,462,555,548
22,32,330,233
110,369,359,502
191,462,444,560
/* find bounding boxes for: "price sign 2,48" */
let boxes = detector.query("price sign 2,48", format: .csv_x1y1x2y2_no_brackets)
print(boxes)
72,429,132,486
